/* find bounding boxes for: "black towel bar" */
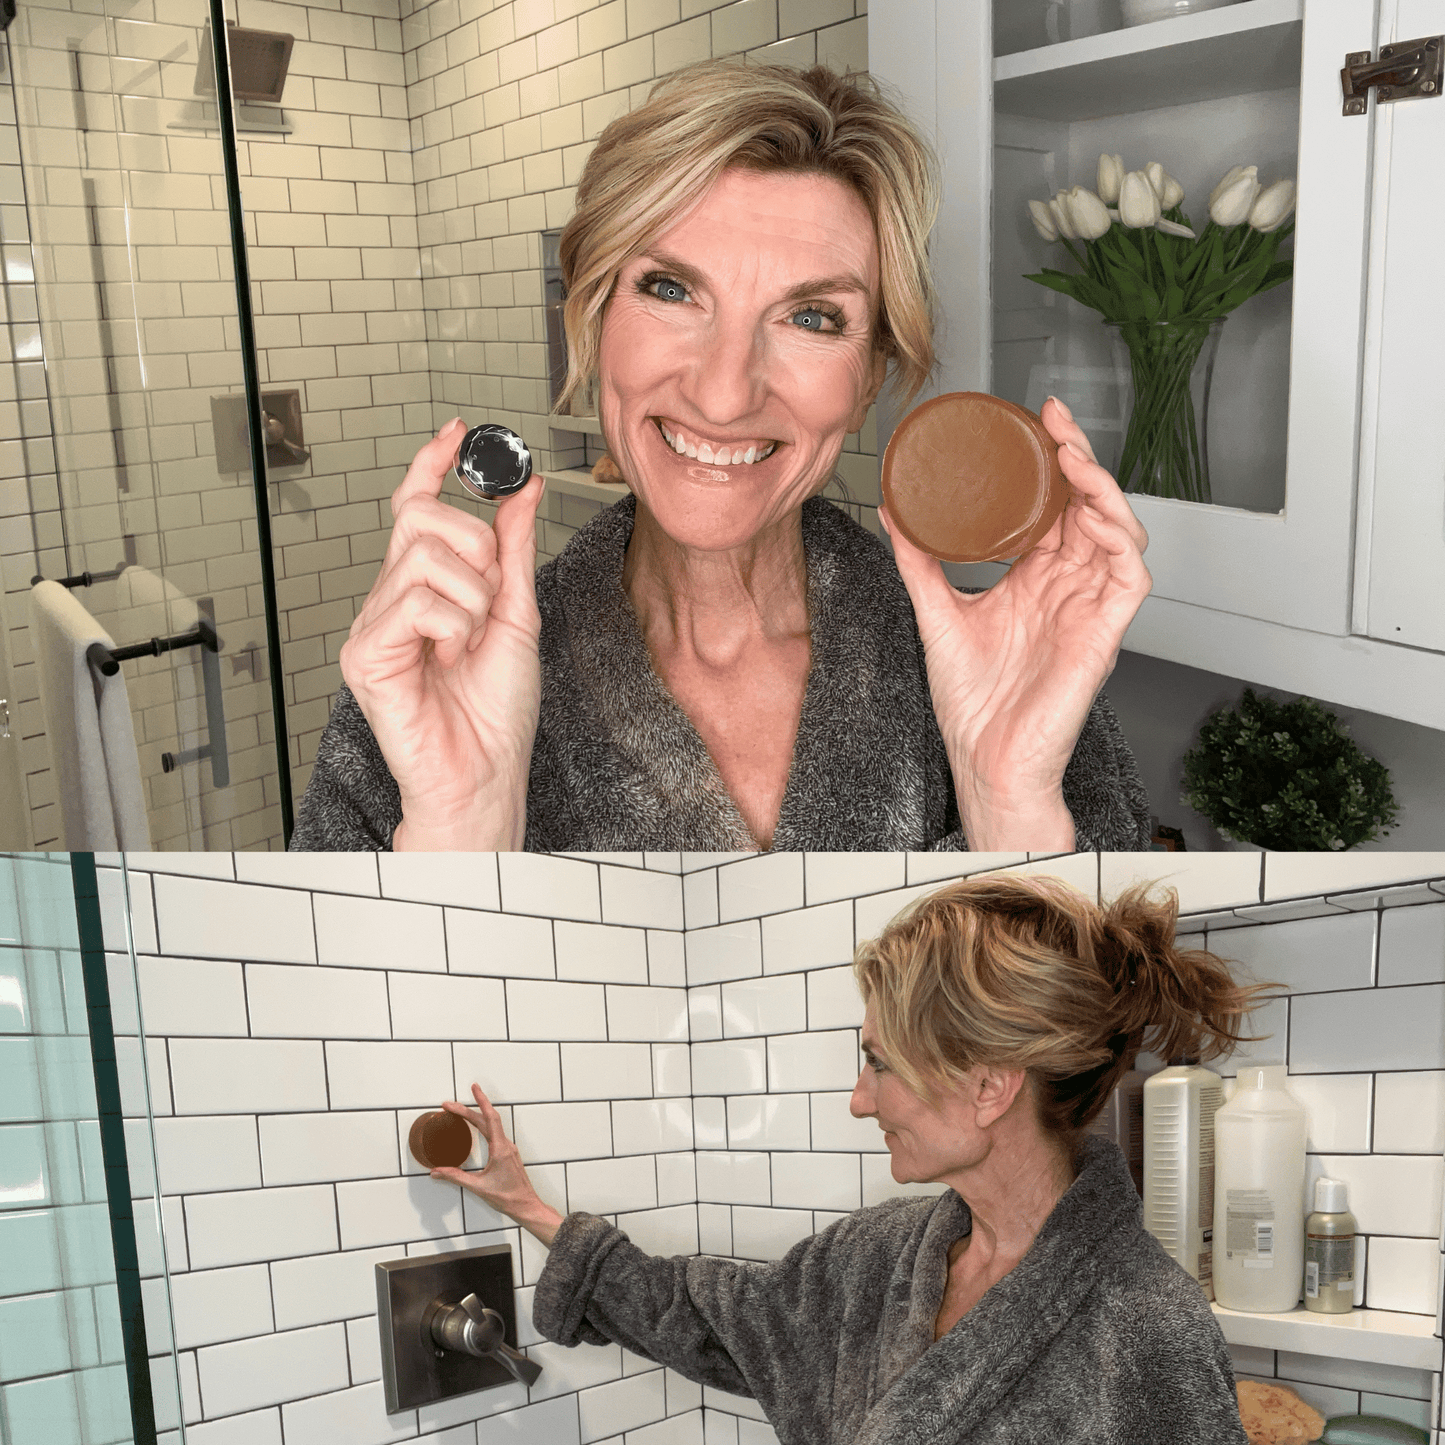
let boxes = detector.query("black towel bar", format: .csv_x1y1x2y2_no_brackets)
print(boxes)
32,564,125,589
86,618,221,678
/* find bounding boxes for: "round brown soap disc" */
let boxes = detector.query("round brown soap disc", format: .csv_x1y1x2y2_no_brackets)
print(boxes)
408,1110,473,1170
880,391,1069,563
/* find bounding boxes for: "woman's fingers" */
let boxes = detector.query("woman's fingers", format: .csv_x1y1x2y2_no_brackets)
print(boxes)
1042,396,1097,464
489,475,546,619
879,506,968,631
342,584,477,681
355,534,500,641
1056,439,1149,553
382,493,500,587
392,417,468,514
1069,503,1153,599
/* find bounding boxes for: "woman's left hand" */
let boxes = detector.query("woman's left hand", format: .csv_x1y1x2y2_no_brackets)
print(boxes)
882,397,1151,850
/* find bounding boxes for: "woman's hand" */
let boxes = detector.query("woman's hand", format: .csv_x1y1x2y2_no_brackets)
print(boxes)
339,419,547,850
428,1084,564,1246
881,397,1151,850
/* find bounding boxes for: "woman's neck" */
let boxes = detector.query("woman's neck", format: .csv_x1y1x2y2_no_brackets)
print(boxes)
945,1124,1076,1270
622,500,810,658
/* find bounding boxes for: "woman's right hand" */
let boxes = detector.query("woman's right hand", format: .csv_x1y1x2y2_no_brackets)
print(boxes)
339,418,547,849
429,1084,564,1246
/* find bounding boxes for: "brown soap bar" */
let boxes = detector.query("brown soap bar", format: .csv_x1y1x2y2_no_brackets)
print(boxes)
881,392,1069,563
408,1110,473,1170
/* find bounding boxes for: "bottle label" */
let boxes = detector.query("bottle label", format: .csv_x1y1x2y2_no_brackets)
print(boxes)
1198,1086,1221,1230
1305,1233,1354,1293
1225,1189,1275,1269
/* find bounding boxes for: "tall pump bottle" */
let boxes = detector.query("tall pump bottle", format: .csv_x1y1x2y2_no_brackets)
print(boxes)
1087,1068,1146,1195
1212,1065,1307,1313
1143,1059,1224,1298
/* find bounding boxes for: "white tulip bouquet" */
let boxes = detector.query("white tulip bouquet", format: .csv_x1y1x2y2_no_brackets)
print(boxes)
1024,155,1296,502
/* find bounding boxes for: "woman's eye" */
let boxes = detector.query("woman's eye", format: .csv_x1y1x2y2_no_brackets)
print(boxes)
791,308,829,329
647,277,688,303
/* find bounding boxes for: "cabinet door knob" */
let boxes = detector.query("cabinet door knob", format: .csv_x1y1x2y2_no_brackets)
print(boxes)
1341,36,1442,115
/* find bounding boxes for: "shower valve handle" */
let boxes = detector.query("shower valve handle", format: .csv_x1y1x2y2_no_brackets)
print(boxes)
426,1293,542,1386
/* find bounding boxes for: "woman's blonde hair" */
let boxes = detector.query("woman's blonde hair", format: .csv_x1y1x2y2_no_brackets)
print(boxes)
555,59,940,416
853,874,1275,1144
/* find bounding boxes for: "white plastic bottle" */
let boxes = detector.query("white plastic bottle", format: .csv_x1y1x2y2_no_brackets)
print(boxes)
1212,1065,1307,1313
1088,1068,1146,1196
1143,1059,1225,1299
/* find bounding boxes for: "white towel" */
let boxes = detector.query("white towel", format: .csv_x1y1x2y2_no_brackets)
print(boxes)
28,580,153,850
113,566,205,773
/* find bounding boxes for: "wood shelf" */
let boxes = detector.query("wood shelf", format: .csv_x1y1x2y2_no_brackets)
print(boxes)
994,0,1304,121
1211,1302,1444,1371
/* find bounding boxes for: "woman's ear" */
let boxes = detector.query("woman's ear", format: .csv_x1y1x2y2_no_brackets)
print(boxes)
972,1066,1029,1129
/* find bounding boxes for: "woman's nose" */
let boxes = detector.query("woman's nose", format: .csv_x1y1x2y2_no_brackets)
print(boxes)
681,311,765,427
849,1068,875,1119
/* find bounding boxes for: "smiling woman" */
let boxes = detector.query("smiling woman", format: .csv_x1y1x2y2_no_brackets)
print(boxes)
290,61,1155,854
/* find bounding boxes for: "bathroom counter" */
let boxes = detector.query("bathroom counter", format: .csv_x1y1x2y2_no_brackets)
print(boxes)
1211,1302,1443,1371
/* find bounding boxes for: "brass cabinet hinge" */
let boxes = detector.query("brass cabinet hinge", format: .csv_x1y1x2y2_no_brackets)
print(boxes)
1342,36,1442,115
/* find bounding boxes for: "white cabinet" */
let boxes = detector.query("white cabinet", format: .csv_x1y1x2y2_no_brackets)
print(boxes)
870,0,1445,729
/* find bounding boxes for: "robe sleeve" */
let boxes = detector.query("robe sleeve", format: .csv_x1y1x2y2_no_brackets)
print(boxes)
290,684,402,851
532,1211,855,1419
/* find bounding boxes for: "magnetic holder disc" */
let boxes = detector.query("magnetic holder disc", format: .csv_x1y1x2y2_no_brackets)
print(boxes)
408,1110,473,1169
880,392,1069,564
454,424,533,499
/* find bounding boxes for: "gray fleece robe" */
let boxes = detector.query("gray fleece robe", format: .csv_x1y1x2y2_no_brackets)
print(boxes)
532,1135,1247,1445
291,495,1151,851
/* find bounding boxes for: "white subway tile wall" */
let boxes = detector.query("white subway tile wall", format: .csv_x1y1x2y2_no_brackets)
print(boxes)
94,849,1445,1444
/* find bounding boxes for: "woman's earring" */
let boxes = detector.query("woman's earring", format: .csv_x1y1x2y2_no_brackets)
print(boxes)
454,424,533,499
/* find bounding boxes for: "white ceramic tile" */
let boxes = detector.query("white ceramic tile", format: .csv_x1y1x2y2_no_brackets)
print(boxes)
760,901,853,975
453,1040,563,1103
806,965,862,1030
689,986,722,1042
1358,1395,1431,1432
698,1203,733,1258
599,867,683,930
554,921,649,984
903,853,1029,885
644,854,683,874
702,1386,768,1422
578,1369,666,1442
99,866,157,953
511,1101,614,1162
665,1370,704,1416
168,1263,273,1349
258,1110,399,1186
168,1039,327,1115
325,1041,454,1109
567,1156,658,1216
499,854,601,920
387,972,507,1039
1099,853,1261,914
560,1042,654,1100
647,931,686,987
1307,1154,1443,1237
234,855,379,895
195,1323,349,1416
1226,1344,1277,1378
1212,912,1376,994
1283,1074,1373,1152
506,980,607,1039
653,1043,691,1097
152,876,315,963
137,956,248,1036
1276,1351,1434,1399
125,854,235,881
1264,854,1445,901
658,1151,698,1207
861,1154,948,1206
612,1098,692,1155
695,1150,770,1206
728,1205,813,1262
804,853,906,905
694,1098,727,1149
683,870,720,930
738,1419,782,1445
770,1151,860,1211
691,1039,766,1096
685,921,762,985
1365,1235,1440,1314
853,883,940,944
314,893,446,972
153,1116,261,1195
378,852,501,909
447,907,556,978
717,855,804,923
525,1340,624,1403
721,974,805,1038
1232,898,1353,925
604,985,687,1042
280,1380,417,1445
245,962,391,1038
727,1094,810,1151
1374,1071,1445,1154
475,1395,583,1444
183,1184,339,1269
180,1406,281,1444
270,1245,397,1331
1215,996,1290,1075
1379,903,1445,986
766,1030,857,1092
1292,985,1445,1073
811,1091,889,1152
334,1173,465,1249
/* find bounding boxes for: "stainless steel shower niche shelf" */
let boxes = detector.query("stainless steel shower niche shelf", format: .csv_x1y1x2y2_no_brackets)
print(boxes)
375,1243,536,1414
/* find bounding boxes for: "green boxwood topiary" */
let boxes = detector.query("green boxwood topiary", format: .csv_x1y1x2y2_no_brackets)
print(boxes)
1181,688,1398,850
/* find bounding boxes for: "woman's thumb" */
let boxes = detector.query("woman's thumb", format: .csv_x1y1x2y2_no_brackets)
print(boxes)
880,506,961,620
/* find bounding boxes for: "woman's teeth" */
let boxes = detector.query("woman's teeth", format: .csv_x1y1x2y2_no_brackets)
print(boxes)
657,421,776,466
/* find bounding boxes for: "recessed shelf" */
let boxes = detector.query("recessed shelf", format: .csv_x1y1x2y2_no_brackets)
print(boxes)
994,0,1304,121
1211,1302,1444,1371
541,468,629,504
548,414,604,437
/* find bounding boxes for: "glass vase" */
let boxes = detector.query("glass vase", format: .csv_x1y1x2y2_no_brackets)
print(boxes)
1107,316,1224,504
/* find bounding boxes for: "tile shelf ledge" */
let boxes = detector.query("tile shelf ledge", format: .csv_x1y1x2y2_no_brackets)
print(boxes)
1211,1302,1443,1371
540,468,631,505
